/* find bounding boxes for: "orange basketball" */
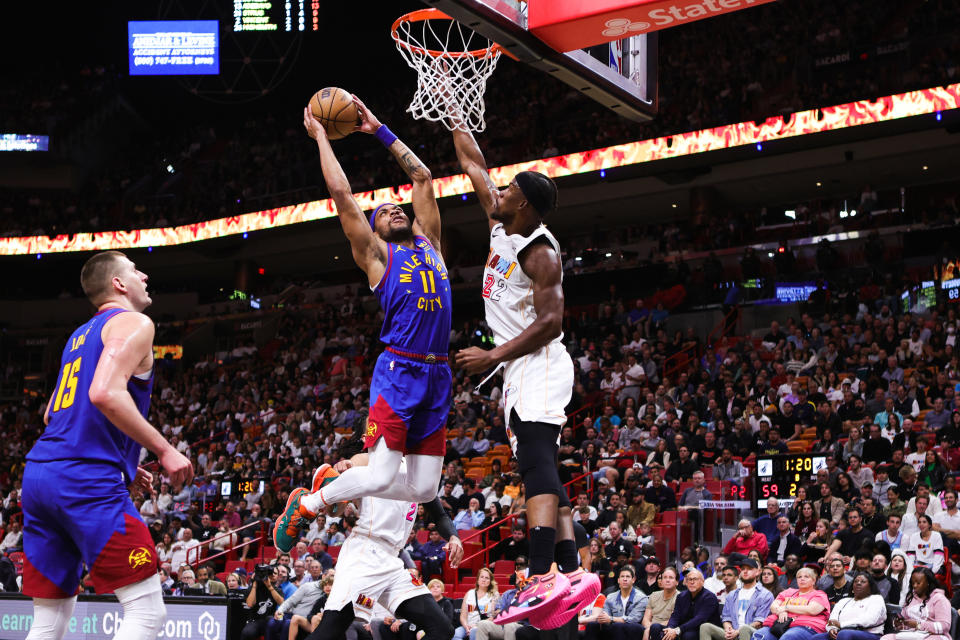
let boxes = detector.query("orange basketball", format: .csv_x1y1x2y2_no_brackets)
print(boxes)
309,87,359,140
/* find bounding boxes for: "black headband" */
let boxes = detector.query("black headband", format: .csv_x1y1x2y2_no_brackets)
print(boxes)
515,171,558,217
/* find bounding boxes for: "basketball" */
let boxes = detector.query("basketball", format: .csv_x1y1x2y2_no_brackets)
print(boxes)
310,87,359,140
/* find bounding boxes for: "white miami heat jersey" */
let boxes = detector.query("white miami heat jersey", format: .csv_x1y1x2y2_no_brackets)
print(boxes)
350,495,418,554
483,223,573,426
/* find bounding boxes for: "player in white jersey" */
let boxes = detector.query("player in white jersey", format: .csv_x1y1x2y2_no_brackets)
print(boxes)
305,453,463,640
450,124,599,629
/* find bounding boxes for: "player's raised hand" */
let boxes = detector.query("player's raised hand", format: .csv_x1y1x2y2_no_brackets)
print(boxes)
303,105,327,141
161,446,194,487
444,535,464,568
352,95,383,134
456,346,496,375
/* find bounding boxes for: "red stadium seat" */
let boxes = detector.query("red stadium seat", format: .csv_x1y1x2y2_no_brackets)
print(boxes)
416,529,429,544
328,546,341,561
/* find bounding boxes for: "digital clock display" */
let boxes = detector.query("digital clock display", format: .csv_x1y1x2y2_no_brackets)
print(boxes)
221,479,265,497
754,453,826,509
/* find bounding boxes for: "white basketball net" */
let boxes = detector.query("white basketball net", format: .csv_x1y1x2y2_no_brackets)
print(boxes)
392,12,501,133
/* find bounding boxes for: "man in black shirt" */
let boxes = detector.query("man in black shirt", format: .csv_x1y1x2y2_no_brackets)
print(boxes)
826,508,874,565
774,404,800,441
757,428,789,456
838,391,867,433
666,446,699,482
859,496,886,534
822,556,853,606
862,423,893,468
814,401,843,438
645,472,678,512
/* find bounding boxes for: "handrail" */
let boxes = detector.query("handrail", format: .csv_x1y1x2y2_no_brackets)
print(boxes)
706,305,741,347
459,470,594,567
662,341,699,384
186,518,268,569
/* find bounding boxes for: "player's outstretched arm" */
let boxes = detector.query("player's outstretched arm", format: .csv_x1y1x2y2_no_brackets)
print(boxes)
89,312,193,486
457,243,563,374
451,128,500,229
353,96,442,252
304,106,386,289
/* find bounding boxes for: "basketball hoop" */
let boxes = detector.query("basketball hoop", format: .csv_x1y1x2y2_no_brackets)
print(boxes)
392,9,502,133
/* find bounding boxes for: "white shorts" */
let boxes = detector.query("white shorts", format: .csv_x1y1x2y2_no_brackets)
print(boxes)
503,342,573,452
324,536,428,621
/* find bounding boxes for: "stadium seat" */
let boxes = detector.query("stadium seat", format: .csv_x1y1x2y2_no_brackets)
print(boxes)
416,529,429,544
225,560,246,574
328,546,341,561
493,560,515,574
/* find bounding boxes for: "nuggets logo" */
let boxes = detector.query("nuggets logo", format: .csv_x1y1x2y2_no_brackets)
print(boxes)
356,594,374,609
128,547,152,569
365,421,378,439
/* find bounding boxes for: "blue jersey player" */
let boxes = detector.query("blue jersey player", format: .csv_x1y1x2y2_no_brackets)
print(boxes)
274,97,451,552
23,251,193,640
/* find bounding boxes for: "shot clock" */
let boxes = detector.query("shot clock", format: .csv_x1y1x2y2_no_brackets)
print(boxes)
754,453,826,509
220,479,266,497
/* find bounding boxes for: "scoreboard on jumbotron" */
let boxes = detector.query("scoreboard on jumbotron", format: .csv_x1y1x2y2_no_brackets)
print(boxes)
753,453,827,509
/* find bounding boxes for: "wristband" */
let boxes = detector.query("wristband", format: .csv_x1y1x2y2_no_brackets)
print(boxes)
375,125,398,148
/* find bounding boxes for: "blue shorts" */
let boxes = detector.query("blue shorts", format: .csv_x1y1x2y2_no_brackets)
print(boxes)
22,460,158,597
364,350,451,456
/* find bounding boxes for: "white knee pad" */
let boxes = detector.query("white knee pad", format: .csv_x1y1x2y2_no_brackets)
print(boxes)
113,574,167,640
26,596,77,640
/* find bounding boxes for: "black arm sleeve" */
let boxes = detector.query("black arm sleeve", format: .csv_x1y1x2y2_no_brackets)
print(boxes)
424,497,458,540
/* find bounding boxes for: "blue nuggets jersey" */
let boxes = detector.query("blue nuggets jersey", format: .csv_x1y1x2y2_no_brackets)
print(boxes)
374,235,452,354
27,308,152,483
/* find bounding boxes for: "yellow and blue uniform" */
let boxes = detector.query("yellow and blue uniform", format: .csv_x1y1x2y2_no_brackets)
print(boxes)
363,235,452,456
23,308,159,597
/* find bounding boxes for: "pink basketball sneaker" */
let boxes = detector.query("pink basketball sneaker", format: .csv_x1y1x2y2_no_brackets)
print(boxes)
493,571,571,625
528,568,602,629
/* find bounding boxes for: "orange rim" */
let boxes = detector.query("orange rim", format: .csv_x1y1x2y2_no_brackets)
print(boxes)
391,8,502,59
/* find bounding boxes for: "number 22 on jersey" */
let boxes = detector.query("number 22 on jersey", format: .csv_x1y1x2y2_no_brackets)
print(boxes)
482,274,506,302
52,357,82,412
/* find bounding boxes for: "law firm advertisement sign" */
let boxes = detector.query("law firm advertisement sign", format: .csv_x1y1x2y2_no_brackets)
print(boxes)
0,595,227,640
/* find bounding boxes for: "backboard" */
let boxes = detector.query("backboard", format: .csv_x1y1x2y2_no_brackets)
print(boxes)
420,0,659,122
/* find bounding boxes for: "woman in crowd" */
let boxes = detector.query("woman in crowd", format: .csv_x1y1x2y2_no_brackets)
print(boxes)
155,532,175,564
646,439,671,469
886,550,913,606
754,567,830,640
794,500,819,539
919,451,948,493
804,519,834,563
880,568,951,640
455,568,498,640
587,537,611,580
812,429,841,459
810,573,886,640
835,473,858,503
210,520,238,553
761,565,784,598
906,514,944,575
427,579,456,628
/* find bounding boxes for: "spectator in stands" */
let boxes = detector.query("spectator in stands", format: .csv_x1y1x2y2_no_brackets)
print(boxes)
473,584,521,640
170,526,200,575
771,516,804,566
637,556,662,596
906,514,944,574
714,565,740,605
918,452,949,493
882,567,951,640
679,471,713,512
826,508,874,565
455,568,498,640
822,557,854,606
489,526,528,565
858,497,885,534
271,564,327,640
581,564,647,640
876,513,904,551
814,573,887,640
648,569,720,640
723,520,769,562
276,565,296,599
870,554,901,605
699,558,773,640
753,498,784,548
196,565,227,596
454,497,485,531
714,448,746,485
753,567,829,640
815,483,846,526
628,488,657,530
795,501,819,540
779,555,801,590
605,523,635,562
646,470,678,512
926,398,952,430
641,565,678,640
666,445,699,482
414,530,446,580
426,579,456,630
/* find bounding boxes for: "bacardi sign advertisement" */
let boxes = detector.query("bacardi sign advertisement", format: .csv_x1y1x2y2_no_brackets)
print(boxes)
529,0,777,52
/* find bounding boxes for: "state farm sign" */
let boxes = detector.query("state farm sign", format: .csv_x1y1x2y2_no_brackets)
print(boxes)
529,0,777,52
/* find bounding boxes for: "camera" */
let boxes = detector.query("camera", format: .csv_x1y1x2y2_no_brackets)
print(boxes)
253,564,274,582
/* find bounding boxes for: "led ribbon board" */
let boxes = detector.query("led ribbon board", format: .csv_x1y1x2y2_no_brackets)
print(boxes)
2,83,957,256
